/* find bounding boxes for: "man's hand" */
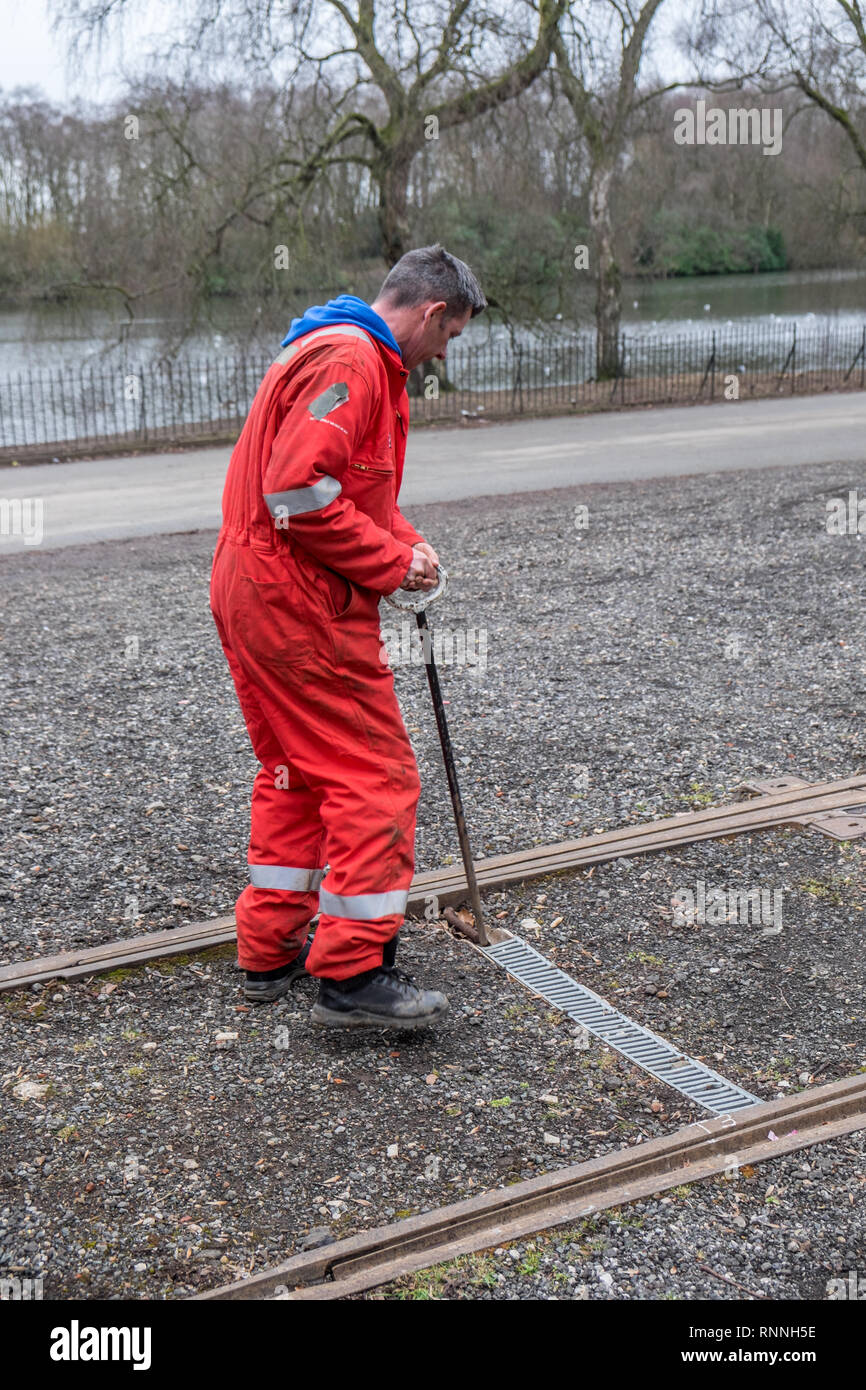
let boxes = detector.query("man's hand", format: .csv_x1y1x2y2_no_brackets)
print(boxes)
414,541,439,568
401,545,438,591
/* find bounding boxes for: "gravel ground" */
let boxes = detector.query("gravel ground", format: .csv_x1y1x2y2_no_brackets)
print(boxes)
0,456,864,1301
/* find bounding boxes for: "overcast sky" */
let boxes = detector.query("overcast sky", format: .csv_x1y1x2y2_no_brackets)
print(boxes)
0,0,173,103
0,0,696,106
1,0,68,99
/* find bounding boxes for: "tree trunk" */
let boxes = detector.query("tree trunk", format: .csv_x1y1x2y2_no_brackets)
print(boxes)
589,162,621,380
376,139,456,398
377,148,413,268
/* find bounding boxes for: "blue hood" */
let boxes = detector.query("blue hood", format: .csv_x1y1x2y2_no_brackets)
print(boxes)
281,294,402,359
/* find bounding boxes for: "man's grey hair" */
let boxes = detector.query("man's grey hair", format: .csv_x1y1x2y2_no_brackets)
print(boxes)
377,244,486,320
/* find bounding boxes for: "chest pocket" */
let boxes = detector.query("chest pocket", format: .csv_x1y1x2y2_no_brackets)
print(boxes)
351,422,395,476
345,445,396,530
350,457,395,477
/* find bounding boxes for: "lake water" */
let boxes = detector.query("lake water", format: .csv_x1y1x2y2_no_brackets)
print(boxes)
2,268,866,376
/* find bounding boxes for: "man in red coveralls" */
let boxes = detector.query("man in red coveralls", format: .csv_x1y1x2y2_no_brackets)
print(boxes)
211,244,486,1029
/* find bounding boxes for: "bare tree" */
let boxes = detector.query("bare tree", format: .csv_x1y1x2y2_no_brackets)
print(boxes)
552,1,673,378
302,0,568,265
686,1,866,173
758,1,866,175
54,1,567,268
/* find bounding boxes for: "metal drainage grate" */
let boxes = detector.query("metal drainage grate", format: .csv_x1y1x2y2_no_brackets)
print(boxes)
483,933,759,1116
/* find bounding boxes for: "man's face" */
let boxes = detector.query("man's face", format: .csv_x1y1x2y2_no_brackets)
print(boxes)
402,301,472,371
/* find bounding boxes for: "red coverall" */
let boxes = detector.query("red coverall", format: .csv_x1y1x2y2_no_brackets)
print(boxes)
210,323,425,979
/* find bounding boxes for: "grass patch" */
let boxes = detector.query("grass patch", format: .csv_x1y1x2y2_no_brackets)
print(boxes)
626,950,665,967
798,877,846,906
375,1252,498,1300
681,782,718,808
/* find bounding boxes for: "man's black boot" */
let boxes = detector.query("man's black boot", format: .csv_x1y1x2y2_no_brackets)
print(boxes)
244,931,315,1004
311,956,448,1031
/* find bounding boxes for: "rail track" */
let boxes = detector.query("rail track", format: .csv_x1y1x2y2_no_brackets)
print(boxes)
2,772,863,992
194,1073,866,1301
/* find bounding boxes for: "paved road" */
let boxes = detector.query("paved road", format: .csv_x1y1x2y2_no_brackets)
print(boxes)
1,393,865,552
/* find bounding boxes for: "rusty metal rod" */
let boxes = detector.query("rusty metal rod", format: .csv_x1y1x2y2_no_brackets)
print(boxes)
415,609,487,945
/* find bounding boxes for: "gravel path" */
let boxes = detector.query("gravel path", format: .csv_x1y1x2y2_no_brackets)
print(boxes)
0,456,864,1300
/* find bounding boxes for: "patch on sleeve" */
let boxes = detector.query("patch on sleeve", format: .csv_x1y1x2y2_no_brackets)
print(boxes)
308,381,350,420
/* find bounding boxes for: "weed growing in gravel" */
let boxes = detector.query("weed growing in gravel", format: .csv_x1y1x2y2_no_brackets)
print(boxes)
377,1252,497,1299
799,876,846,905
559,1216,600,1244
2,995,30,1014
681,782,719,808
626,950,666,967
503,1003,533,1020
609,1210,646,1231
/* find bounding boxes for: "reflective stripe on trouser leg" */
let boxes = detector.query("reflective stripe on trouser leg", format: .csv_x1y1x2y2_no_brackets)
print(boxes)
318,887,408,919
249,864,326,892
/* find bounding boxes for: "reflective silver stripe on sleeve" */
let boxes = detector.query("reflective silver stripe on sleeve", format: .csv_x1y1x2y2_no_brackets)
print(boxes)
309,381,349,420
265,475,342,519
248,864,326,892
318,888,408,920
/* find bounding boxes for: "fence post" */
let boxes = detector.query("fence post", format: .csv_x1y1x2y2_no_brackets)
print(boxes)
791,323,796,394
139,367,147,442
698,331,716,401
512,344,524,414
776,328,796,394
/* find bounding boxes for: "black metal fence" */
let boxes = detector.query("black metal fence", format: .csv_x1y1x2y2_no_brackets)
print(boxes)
2,319,865,459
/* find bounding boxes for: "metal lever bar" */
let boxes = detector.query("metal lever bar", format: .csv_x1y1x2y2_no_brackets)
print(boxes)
415,608,488,946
